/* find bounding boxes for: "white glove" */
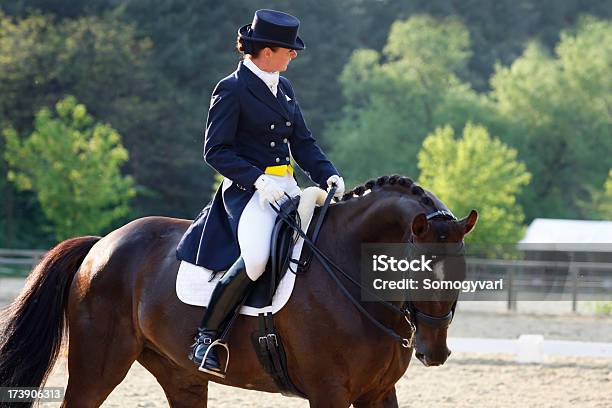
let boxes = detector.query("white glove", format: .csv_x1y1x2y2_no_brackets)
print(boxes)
326,175,345,198
254,175,285,209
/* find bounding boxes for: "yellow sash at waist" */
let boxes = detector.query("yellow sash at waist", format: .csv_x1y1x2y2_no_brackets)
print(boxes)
264,164,293,176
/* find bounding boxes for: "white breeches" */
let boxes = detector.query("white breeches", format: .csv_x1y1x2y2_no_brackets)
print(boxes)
235,174,301,281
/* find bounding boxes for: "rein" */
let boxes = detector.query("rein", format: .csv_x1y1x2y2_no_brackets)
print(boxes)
270,188,462,349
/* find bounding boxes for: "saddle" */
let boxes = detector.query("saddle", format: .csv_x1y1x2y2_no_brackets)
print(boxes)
211,189,332,398
245,195,302,308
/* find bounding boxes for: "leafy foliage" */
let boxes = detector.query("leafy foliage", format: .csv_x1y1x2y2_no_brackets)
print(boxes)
490,17,612,219
588,169,612,220
0,2,610,247
0,11,204,246
418,123,531,244
3,97,135,240
328,15,475,187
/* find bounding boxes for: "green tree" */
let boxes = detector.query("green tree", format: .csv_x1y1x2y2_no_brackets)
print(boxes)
0,11,198,247
589,169,612,220
2,2,611,247
602,171,612,218
0,12,153,246
490,16,612,220
3,96,135,240
328,15,478,186
418,123,531,244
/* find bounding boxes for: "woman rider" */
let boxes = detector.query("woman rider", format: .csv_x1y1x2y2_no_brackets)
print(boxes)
177,9,345,377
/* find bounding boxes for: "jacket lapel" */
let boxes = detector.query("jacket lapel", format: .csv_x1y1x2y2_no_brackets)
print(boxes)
276,84,294,117
240,62,290,120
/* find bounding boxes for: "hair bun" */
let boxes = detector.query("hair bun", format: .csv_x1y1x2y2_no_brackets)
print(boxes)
243,38,254,54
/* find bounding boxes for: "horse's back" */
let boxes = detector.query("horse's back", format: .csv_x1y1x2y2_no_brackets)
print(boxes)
69,216,191,320
101,216,191,252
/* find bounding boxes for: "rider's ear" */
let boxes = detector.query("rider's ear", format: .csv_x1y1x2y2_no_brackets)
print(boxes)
411,213,429,237
459,210,478,235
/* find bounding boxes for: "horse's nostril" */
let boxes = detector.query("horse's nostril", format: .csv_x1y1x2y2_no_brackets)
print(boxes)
415,352,431,367
447,349,452,357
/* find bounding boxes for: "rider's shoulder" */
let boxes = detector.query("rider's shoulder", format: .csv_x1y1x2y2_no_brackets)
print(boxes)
212,74,240,96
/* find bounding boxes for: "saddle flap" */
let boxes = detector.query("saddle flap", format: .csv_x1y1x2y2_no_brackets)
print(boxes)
245,196,301,308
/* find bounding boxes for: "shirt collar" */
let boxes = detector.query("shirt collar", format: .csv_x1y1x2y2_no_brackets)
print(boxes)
243,58,279,96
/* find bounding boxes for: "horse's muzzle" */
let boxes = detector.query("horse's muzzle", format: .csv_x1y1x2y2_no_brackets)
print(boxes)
415,348,451,367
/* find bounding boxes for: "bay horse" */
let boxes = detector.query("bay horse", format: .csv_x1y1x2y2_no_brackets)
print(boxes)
0,175,477,407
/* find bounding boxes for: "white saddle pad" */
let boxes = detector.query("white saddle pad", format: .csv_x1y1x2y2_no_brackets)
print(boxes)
176,187,327,316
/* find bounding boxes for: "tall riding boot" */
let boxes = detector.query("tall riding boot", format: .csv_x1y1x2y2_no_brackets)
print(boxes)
188,257,254,377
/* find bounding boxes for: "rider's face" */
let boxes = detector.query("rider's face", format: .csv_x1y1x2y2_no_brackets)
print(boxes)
259,47,298,72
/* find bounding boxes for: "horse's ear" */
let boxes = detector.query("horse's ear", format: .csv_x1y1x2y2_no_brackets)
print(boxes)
411,213,429,237
459,209,478,235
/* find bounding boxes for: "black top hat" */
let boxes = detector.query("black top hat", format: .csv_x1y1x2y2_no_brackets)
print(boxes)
238,9,305,50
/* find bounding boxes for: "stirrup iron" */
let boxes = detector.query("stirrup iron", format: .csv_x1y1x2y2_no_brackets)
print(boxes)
198,339,230,378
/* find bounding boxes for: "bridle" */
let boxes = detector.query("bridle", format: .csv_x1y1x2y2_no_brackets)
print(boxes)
270,188,464,350
403,210,464,332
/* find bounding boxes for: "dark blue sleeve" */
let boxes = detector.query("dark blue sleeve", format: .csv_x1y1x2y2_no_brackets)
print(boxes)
203,81,263,189
288,89,339,189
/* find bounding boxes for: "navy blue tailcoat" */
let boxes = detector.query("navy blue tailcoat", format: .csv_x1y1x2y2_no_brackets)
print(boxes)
176,61,338,271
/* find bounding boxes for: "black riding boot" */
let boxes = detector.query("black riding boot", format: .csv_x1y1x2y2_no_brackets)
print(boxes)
188,257,253,377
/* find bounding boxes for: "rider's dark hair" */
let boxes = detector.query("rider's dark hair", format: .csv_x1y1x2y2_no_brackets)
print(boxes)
236,36,279,58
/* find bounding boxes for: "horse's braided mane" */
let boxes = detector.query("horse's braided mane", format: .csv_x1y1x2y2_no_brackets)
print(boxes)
338,174,437,208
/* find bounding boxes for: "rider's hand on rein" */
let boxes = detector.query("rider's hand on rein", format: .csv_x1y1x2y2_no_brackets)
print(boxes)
255,174,285,209
326,175,345,198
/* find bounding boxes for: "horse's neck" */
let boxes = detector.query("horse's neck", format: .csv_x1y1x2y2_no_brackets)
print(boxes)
315,191,420,287
315,192,416,341
334,192,419,244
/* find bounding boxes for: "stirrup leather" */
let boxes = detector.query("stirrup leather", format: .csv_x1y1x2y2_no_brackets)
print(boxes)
198,339,230,378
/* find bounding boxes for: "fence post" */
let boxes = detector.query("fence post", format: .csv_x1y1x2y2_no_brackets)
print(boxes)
507,266,516,311
570,263,579,313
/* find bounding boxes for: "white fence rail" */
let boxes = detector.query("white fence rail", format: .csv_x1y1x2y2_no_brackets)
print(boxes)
448,336,612,361
1,250,611,314
0,248,46,276
466,258,612,312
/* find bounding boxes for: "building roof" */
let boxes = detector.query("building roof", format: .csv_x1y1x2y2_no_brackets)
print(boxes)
518,218,612,252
